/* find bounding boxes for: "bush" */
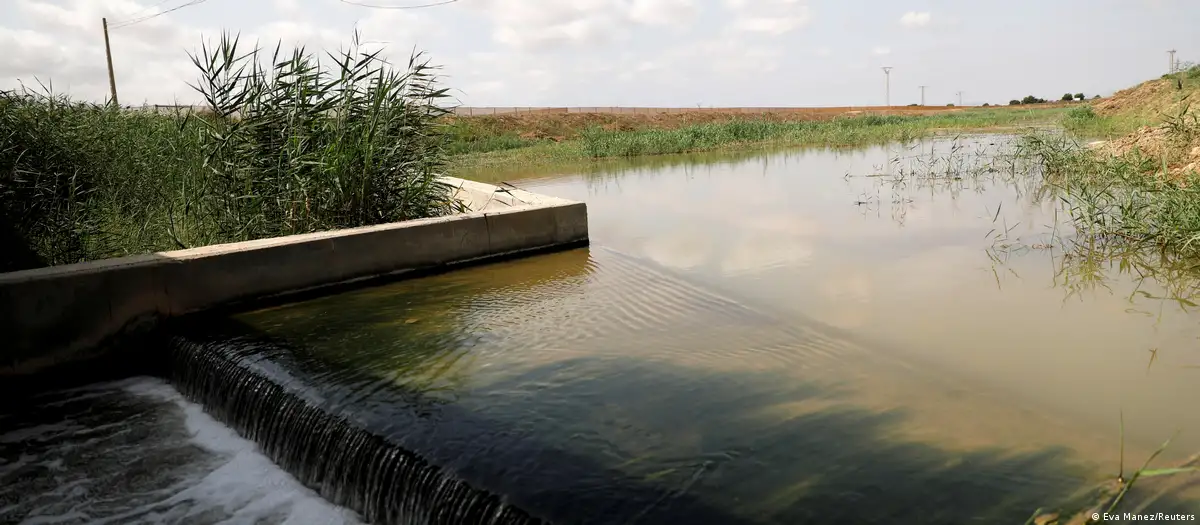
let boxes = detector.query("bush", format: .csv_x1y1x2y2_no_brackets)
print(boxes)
1022,95,1047,104
982,103,990,107
1009,100,1021,106
1074,93,1085,101
1061,93,1074,101
1065,105,1096,124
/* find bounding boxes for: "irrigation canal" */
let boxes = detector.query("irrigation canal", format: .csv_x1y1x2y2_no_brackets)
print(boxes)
5,135,1200,524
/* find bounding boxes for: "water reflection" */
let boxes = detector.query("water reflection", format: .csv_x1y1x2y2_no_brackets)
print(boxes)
235,246,1190,524
509,137,1200,478
247,134,1200,521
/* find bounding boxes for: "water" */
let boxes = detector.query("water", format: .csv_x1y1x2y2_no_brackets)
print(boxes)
224,136,1200,521
0,377,361,524
9,135,1200,523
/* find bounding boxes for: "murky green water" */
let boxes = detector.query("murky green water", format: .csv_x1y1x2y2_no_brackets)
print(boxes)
238,136,1200,523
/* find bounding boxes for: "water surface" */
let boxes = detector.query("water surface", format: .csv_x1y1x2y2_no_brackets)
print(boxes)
234,136,1200,523
0,378,362,524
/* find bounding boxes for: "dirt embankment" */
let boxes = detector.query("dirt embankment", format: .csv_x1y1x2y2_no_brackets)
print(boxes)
1088,71,1200,179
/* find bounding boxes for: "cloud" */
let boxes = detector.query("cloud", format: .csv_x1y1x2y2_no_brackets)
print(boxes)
899,11,931,28
724,0,812,35
628,0,697,26
465,0,696,51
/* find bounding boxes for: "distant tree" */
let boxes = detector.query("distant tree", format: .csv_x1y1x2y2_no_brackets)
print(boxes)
1022,95,1046,104
1092,94,1100,99
1074,93,1085,100
982,102,990,107
1061,93,1074,101
907,103,919,106
946,103,955,107
1009,99,1021,105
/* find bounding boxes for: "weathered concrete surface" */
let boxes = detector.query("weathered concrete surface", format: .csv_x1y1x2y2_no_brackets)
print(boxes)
0,177,588,377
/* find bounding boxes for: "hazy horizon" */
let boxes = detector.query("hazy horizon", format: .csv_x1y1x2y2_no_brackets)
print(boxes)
1,0,1198,108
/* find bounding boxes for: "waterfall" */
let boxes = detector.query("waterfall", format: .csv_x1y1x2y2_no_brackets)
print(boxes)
161,323,546,525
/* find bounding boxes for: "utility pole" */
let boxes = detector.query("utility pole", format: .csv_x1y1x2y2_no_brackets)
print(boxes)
882,67,893,107
102,17,119,107
918,85,927,106
1168,49,1178,74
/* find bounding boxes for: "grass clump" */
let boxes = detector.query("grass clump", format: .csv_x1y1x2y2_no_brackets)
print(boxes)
0,32,459,272
1018,122,1200,257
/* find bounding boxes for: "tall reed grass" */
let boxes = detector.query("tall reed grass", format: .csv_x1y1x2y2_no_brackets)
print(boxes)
0,32,458,272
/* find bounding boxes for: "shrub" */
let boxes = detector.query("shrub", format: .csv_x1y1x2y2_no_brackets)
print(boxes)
1009,100,1021,106
1061,93,1074,101
1065,105,1096,124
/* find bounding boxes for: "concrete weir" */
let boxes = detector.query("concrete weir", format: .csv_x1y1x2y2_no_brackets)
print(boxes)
0,177,588,377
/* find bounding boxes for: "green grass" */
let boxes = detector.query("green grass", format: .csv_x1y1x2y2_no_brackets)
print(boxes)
1018,121,1200,258
1061,104,1153,139
447,107,1068,173
0,32,460,272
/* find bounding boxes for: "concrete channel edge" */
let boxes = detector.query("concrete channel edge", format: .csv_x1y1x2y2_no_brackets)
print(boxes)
0,177,589,377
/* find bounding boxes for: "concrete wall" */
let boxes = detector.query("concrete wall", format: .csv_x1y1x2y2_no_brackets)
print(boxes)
0,177,588,377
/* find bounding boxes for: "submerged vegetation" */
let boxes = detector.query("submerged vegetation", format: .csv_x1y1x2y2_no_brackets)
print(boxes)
0,32,457,272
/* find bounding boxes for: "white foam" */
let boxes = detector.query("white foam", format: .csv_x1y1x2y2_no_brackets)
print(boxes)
119,377,364,525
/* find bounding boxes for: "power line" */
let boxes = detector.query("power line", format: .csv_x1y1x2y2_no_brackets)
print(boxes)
109,0,210,29
339,0,458,8
120,0,177,22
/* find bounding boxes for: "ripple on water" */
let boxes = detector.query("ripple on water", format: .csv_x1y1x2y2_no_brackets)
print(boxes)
218,245,1199,524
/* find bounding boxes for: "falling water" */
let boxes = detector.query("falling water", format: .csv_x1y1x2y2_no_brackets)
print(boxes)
160,324,545,525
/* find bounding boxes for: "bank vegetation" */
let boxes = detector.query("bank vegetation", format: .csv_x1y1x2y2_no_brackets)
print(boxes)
0,32,459,272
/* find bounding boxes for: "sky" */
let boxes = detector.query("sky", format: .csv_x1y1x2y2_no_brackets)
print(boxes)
1,0,1198,108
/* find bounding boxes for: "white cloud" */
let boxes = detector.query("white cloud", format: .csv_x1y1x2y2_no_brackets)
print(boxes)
628,0,697,26
465,0,696,51
725,0,812,35
1,0,1192,109
899,11,932,28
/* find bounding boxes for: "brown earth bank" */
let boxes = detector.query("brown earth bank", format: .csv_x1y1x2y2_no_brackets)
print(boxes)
443,103,1079,141
1086,69,1200,181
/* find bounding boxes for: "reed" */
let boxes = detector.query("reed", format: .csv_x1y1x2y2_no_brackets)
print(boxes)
0,32,458,272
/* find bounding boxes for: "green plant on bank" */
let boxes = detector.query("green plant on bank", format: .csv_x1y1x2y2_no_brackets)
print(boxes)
446,108,1068,172
1060,103,1153,138
1018,113,1200,258
0,32,458,272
